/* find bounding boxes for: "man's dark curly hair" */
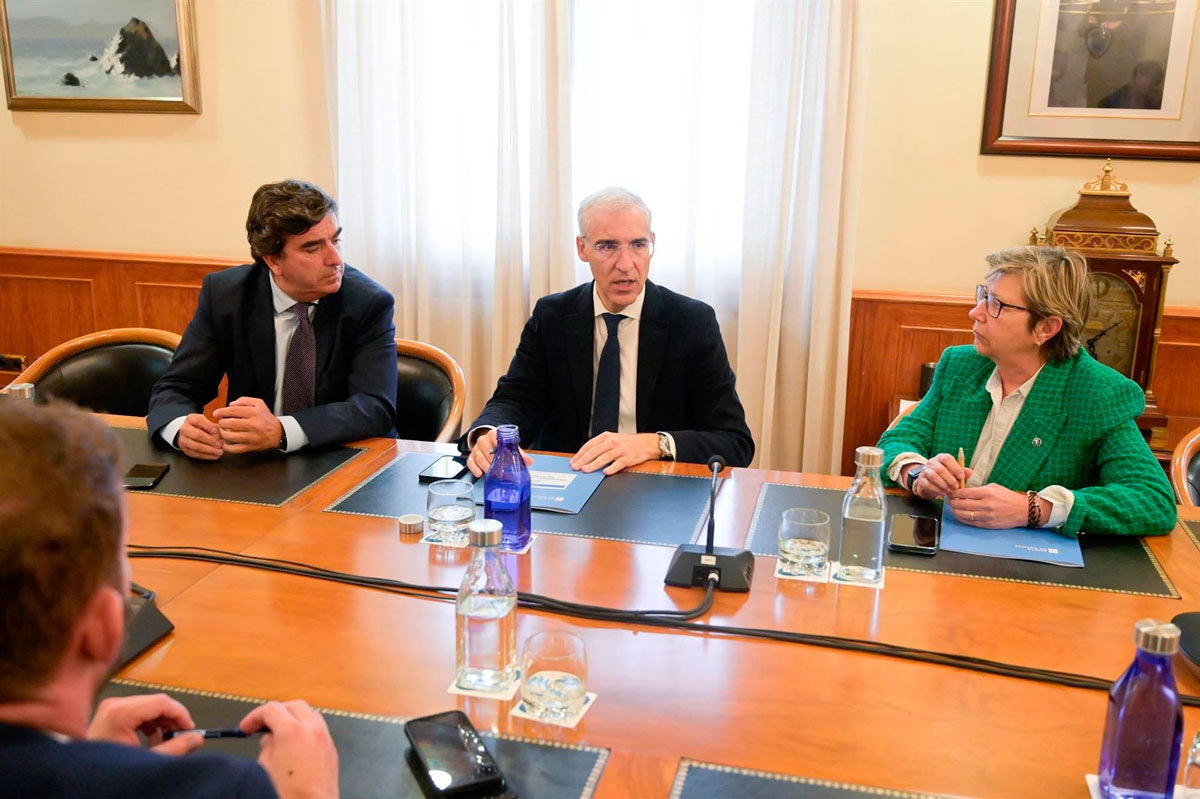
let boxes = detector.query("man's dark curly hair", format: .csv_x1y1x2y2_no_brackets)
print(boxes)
245,179,339,263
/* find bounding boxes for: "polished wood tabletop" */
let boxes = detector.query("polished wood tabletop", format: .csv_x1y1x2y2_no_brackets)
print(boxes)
110,417,1200,799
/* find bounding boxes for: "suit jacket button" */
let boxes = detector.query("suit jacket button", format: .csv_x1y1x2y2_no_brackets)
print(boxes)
1032,437,1042,447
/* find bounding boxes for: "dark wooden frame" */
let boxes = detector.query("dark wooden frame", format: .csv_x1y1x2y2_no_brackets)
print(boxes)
981,0,1200,160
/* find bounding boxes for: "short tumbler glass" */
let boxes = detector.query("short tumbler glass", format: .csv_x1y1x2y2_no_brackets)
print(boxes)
425,479,475,545
777,507,831,577
520,631,587,722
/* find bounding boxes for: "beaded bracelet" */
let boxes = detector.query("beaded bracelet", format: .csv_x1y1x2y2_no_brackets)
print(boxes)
1026,490,1041,528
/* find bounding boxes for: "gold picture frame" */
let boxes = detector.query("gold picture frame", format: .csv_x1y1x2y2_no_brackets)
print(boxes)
981,0,1200,160
0,0,199,113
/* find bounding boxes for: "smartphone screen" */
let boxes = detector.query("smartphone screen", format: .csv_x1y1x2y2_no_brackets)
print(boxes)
405,711,505,796
887,514,939,554
123,463,169,490
418,456,469,483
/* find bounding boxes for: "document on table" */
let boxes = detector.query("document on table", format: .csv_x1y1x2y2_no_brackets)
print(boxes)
473,454,604,514
940,504,1084,568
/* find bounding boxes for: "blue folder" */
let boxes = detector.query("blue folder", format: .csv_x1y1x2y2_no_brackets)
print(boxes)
940,503,1084,568
473,453,605,514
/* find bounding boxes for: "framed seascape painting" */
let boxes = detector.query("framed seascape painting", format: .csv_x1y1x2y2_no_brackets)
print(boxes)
981,0,1200,159
0,0,198,112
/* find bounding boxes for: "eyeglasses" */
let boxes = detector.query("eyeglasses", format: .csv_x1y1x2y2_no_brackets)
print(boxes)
975,284,1029,318
586,239,654,260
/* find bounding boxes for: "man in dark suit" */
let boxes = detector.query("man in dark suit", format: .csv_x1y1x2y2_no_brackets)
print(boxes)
464,187,753,477
0,401,339,798
148,179,397,458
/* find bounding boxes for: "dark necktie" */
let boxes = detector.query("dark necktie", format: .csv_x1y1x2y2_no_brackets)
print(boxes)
281,302,316,416
590,313,626,436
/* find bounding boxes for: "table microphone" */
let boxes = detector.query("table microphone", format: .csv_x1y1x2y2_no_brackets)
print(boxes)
664,455,754,592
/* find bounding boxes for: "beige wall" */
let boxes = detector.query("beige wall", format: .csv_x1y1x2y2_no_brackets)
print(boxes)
0,0,332,260
850,0,1200,307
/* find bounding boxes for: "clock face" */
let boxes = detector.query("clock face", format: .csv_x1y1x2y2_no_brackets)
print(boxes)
1084,272,1140,379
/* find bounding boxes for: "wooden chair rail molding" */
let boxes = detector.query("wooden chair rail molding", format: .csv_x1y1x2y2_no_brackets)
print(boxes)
0,246,239,383
842,289,1200,476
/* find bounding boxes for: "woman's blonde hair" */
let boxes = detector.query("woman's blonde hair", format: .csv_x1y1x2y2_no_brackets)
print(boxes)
984,246,1093,362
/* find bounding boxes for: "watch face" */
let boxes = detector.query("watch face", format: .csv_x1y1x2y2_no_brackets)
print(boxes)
1084,272,1140,379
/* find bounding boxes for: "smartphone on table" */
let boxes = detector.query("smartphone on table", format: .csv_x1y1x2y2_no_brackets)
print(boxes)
886,513,939,555
418,456,471,483
404,710,510,798
123,463,169,490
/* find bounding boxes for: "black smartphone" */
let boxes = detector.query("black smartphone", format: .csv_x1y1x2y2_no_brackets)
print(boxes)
404,711,507,798
123,463,169,490
418,455,470,483
887,514,939,555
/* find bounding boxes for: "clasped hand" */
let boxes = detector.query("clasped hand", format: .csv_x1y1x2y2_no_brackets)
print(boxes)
910,453,1030,529
180,398,284,460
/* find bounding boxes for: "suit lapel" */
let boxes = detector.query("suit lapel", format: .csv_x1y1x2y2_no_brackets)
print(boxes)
989,356,1072,488
312,289,341,394
636,281,667,431
566,285,594,441
248,267,276,397
938,361,993,465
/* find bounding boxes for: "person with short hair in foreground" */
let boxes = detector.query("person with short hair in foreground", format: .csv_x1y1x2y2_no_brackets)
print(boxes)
0,400,339,798
463,186,754,477
877,246,1176,537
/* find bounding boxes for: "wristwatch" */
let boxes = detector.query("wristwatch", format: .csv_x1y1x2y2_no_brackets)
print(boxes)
905,465,924,492
278,429,288,453
657,432,674,461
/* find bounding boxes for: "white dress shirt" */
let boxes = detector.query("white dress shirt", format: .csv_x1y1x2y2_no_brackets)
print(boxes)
590,285,676,459
887,365,1074,528
159,275,314,453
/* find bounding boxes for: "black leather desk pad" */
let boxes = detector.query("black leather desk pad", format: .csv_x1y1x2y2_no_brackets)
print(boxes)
670,759,952,798
327,452,713,547
1183,519,1200,551
746,483,1178,598
102,679,607,799
113,427,364,507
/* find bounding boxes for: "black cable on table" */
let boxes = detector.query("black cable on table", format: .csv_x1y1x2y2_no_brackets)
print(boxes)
127,544,1198,707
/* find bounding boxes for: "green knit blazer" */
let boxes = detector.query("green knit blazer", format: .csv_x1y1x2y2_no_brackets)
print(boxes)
877,345,1176,537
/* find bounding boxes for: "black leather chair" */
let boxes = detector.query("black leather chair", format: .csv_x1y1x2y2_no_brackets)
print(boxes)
1171,424,1200,507
11,328,181,417
395,339,466,443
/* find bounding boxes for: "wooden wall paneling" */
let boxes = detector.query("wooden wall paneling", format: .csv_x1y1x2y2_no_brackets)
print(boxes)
133,282,205,332
1158,307,1200,418
0,274,99,368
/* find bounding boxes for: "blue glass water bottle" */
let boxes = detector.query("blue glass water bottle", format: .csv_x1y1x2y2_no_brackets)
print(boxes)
483,424,531,551
1098,618,1184,799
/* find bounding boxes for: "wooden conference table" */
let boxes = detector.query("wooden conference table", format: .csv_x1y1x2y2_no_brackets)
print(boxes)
110,415,1200,799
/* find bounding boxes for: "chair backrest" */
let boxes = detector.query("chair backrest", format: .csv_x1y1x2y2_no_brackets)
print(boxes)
395,339,466,443
13,328,181,417
1170,423,1200,507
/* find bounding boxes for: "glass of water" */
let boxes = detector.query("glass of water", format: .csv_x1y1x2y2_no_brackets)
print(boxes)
426,479,475,545
520,631,587,722
777,507,831,577
1184,730,1200,797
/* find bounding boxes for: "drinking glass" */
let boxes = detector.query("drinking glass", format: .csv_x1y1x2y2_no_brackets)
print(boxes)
426,479,475,545
520,631,587,722
1184,730,1200,797
777,507,831,577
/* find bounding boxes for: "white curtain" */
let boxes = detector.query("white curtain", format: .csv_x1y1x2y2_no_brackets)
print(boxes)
323,0,858,472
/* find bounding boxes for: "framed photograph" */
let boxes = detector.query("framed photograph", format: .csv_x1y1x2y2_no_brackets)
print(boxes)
0,0,199,113
982,0,1200,159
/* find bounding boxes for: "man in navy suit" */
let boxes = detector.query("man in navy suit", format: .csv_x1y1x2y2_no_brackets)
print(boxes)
464,187,753,477
148,179,397,458
0,401,339,798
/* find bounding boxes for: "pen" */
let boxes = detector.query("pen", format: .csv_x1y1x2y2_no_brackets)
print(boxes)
957,447,966,489
164,727,258,740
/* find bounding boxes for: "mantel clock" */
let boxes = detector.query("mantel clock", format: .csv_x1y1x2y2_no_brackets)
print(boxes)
1031,160,1179,448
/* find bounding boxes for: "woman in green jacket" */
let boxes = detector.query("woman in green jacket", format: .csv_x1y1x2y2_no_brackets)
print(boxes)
877,246,1176,537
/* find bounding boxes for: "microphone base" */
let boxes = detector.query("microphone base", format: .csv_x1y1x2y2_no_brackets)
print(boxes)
664,544,755,592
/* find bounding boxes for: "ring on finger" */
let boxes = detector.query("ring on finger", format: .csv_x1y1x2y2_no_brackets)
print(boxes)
970,510,976,522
